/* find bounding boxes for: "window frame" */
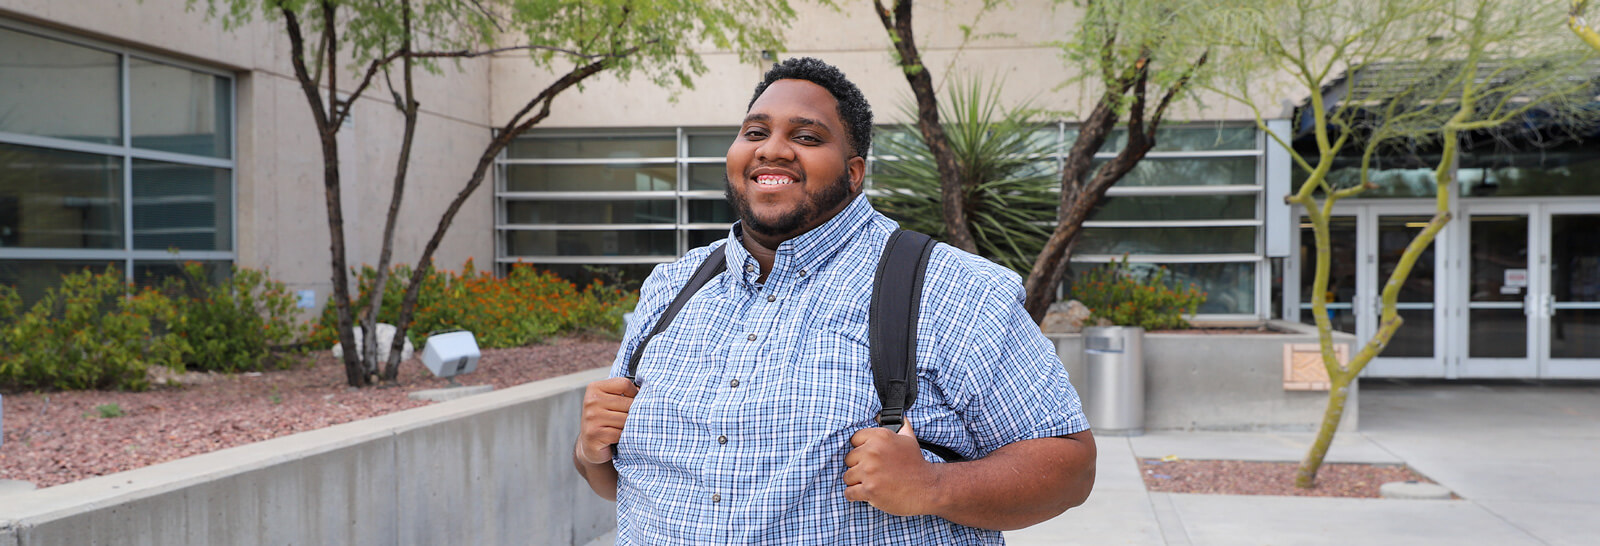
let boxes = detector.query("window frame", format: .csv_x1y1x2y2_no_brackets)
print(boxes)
0,18,238,282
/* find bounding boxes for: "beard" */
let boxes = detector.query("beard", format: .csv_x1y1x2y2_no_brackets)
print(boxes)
724,171,853,238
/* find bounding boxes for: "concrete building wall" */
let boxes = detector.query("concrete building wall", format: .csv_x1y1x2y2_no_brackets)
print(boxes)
495,0,1263,131
0,368,616,546
0,0,496,310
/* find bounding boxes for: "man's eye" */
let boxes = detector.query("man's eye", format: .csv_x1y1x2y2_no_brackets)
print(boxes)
795,134,820,143
743,129,767,139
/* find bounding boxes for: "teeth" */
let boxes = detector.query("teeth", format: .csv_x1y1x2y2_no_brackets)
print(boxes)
755,174,795,185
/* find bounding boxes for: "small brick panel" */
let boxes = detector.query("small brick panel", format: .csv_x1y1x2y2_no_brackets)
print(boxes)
1282,343,1348,391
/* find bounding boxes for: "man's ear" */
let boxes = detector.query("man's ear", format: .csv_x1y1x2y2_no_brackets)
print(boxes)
848,155,866,194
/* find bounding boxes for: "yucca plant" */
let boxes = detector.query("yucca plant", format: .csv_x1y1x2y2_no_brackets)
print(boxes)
871,76,1058,274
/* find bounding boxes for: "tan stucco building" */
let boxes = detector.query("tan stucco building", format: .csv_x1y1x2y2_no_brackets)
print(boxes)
4,0,1598,380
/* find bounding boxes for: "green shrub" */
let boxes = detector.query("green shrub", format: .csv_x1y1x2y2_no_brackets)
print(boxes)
311,260,639,350
0,267,185,391
159,263,307,373
92,403,124,418
1073,257,1207,330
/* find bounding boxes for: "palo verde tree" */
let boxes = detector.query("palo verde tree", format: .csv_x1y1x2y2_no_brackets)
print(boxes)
1571,0,1600,50
1212,0,1599,488
197,0,795,387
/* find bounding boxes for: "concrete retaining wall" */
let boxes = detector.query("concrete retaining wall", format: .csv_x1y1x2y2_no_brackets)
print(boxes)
0,368,615,546
1049,320,1360,432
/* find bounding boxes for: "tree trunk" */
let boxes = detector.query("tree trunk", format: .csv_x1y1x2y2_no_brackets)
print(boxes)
283,4,366,387
874,0,977,254
1021,86,1129,322
376,2,420,382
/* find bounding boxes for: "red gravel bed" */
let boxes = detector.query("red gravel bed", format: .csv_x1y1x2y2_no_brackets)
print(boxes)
1139,458,1443,498
0,337,619,489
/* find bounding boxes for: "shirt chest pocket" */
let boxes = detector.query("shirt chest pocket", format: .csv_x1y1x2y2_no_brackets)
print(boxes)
779,327,878,431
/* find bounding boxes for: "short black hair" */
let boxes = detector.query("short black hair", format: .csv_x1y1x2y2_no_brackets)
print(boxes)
747,57,873,159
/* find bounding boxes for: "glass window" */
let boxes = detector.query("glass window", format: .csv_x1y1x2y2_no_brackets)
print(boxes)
1460,142,1600,197
500,124,1266,322
0,142,124,249
1315,165,1439,198
1097,156,1258,187
130,58,231,158
687,198,734,224
1078,226,1257,255
0,259,115,307
132,259,231,288
688,131,735,158
507,135,674,159
1092,195,1257,221
0,27,121,144
1065,261,1255,315
1069,125,1255,153
504,199,676,225
687,163,727,191
505,164,674,192
132,159,231,251
1299,216,1358,333
688,229,727,249
0,25,235,301
505,229,676,257
517,262,660,289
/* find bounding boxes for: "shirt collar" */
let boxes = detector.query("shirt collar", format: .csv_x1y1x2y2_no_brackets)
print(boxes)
720,193,877,285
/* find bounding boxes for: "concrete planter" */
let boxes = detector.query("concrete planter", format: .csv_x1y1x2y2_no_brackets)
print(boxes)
1048,320,1359,432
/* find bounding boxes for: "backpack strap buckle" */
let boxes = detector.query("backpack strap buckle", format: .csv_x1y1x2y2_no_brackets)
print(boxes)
877,406,905,433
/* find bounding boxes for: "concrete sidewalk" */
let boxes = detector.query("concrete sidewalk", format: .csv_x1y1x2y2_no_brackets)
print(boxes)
585,382,1600,545
1007,381,1600,545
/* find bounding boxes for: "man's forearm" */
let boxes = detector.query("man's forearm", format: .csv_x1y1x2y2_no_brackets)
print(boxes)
924,432,1096,530
573,442,621,501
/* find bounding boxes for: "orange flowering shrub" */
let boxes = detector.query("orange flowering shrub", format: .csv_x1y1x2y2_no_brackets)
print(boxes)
310,259,638,349
1072,257,1206,330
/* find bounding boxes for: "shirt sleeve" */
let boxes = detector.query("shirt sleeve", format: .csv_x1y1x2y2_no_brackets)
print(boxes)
948,273,1090,457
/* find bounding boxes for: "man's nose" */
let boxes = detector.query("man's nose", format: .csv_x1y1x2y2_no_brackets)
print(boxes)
755,133,796,163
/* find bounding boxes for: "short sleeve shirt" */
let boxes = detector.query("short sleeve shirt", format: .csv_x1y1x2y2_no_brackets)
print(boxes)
609,194,1089,545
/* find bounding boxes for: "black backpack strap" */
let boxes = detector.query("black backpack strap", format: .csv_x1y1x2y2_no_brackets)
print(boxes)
869,230,965,462
624,244,727,384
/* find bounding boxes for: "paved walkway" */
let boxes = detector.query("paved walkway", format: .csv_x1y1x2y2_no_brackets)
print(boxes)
586,381,1600,545
1008,381,1600,545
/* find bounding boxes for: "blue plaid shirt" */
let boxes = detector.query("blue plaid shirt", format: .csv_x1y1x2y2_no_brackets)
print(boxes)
610,194,1089,545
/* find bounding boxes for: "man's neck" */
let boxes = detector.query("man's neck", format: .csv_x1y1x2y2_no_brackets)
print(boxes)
740,231,779,283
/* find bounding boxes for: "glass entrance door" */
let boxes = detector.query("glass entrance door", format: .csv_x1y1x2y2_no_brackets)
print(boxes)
1541,209,1600,378
1458,207,1536,377
1362,213,1446,377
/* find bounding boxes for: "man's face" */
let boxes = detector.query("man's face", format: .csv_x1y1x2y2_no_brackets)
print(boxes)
725,79,865,243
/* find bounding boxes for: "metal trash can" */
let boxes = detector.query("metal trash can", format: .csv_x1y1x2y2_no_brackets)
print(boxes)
1082,326,1145,436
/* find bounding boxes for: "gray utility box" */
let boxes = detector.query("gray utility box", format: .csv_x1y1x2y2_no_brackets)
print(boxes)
1082,326,1145,436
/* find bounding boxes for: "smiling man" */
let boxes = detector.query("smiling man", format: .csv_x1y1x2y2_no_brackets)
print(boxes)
574,57,1095,545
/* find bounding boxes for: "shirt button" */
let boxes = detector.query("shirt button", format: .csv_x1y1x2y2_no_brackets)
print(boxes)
730,378,740,388
711,493,722,503
744,264,755,273
799,269,808,277
717,435,728,445
767,294,777,302
747,333,757,341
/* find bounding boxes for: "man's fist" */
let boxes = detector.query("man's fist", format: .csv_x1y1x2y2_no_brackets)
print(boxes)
843,421,941,516
577,377,639,465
